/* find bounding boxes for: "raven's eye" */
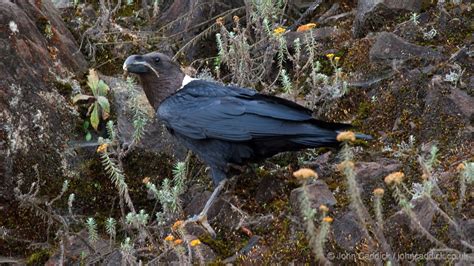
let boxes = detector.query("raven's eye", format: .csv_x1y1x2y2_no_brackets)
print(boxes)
154,57,160,63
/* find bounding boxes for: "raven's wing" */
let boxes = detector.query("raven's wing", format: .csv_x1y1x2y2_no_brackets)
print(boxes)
158,80,349,142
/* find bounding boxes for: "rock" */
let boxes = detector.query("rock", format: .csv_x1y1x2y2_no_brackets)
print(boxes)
102,250,123,265
255,175,285,204
447,88,474,122
192,241,217,263
290,180,337,217
404,196,436,229
303,151,333,178
104,76,188,159
354,159,401,200
424,76,473,131
51,0,74,9
385,196,436,248
353,0,422,38
332,211,367,251
0,0,86,201
183,190,223,220
183,185,244,231
369,32,443,64
46,230,111,265
156,240,217,263
286,27,343,47
460,219,474,243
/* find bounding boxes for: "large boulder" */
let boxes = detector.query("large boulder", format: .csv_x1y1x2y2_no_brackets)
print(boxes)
353,0,422,38
0,0,86,200
369,32,443,64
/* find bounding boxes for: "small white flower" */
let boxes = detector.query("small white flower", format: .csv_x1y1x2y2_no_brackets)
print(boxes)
9,21,19,34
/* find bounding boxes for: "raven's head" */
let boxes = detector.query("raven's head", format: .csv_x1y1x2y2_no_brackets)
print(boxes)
123,52,185,110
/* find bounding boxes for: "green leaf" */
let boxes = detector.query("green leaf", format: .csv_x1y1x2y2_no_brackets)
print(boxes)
83,120,90,130
90,103,100,130
97,80,109,96
97,96,110,120
85,131,92,141
97,96,110,114
72,94,94,104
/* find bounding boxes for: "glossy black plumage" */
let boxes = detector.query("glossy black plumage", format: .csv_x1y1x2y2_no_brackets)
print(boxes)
122,52,369,187
158,80,350,185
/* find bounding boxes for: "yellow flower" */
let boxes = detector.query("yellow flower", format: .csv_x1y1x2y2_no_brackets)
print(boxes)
336,161,355,172
384,172,405,185
96,143,108,153
164,235,175,241
334,56,341,63
273,26,286,36
190,239,201,247
322,216,333,223
373,188,384,197
319,205,329,213
326,53,335,60
336,131,356,142
172,220,184,231
296,23,317,32
293,168,318,180
173,239,183,245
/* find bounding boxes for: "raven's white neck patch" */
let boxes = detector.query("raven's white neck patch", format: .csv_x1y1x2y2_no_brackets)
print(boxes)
180,75,198,90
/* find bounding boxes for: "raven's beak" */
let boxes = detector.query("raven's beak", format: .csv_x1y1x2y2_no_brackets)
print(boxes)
123,55,149,73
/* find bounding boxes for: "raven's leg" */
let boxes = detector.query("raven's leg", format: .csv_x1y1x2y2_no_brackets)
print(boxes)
184,179,226,238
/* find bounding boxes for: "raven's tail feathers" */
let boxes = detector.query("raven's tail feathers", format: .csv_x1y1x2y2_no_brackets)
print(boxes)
355,133,373,140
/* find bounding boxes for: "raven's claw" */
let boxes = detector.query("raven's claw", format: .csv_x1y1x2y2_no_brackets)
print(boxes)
184,180,226,238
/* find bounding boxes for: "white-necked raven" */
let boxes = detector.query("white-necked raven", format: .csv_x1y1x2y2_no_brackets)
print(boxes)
123,52,371,236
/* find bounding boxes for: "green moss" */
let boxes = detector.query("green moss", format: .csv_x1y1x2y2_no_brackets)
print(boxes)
200,235,240,258
352,100,373,127
118,4,137,17
26,249,52,265
54,80,74,98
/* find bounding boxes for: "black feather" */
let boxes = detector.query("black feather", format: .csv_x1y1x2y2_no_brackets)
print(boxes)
158,80,356,185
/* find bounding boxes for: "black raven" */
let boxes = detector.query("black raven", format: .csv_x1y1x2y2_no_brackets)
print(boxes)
123,52,370,235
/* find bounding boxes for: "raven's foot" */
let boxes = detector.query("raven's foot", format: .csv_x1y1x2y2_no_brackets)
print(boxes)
184,180,227,238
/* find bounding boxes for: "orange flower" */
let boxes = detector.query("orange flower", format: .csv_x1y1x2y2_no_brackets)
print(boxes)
164,235,175,241
322,216,333,223
216,17,224,26
319,205,329,212
336,161,355,172
384,172,405,185
296,23,317,32
190,239,201,247
273,26,286,36
172,220,184,231
233,16,240,23
293,168,318,180
373,188,384,197
96,143,108,153
456,163,465,172
337,131,356,142
173,239,183,245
